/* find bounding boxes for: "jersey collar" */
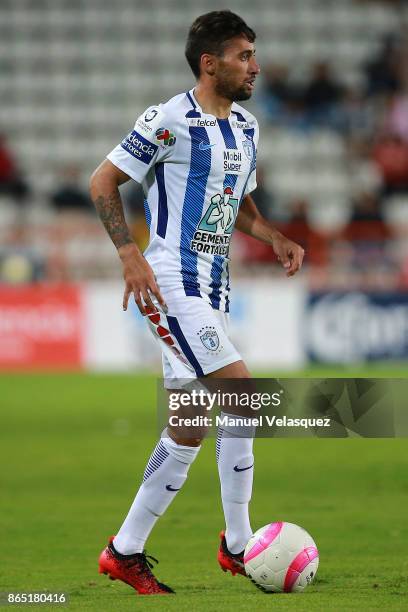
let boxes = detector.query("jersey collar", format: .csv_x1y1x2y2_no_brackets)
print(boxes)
189,88,233,120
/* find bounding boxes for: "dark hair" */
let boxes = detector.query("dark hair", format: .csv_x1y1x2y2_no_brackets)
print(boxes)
185,10,256,79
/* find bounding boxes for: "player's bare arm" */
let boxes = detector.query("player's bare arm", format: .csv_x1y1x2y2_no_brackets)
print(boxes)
89,159,167,314
236,194,305,277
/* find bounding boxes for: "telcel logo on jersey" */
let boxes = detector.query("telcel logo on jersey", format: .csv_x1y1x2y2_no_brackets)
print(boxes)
187,118,217,127
121,130,158,164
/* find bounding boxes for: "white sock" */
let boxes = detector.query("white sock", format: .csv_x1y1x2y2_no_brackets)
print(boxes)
113,432,200,554
216,413,254,554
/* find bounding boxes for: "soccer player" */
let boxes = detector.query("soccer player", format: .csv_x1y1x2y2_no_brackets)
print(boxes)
90,10,304,595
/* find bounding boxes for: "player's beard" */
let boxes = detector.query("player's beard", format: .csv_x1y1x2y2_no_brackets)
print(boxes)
214,68,253,102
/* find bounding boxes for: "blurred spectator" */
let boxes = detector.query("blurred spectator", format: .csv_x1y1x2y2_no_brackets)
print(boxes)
281,199,329,266
372,132,408,195
348,139,383,196
288,198,309,223
334,87,378,139
251,164,275,220
50,165,93,213
0,134,29,206
350,192,386,224
260,62,346,130
263,64,293,106
364,34,402,96
260,64,302,125
344,191,392,277
399,253,408,288
0,249,45,283
303,62,343,126
382,91,408,142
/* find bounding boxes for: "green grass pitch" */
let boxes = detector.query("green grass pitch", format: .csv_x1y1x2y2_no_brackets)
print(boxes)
1,370,407,611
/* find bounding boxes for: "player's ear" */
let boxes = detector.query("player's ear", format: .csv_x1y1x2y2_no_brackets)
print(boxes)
201,53,216,77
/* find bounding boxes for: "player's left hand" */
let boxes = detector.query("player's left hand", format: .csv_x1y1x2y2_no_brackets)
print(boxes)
271,231,304,277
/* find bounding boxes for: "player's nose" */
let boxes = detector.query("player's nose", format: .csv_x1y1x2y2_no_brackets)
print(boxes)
250,57,260,75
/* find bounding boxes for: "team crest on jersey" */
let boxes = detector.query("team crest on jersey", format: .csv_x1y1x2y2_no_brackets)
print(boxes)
190,188,239,257
136,106,164,136
155,127,176,147
242,137,253,161
198,327,220,351
145,109,158,122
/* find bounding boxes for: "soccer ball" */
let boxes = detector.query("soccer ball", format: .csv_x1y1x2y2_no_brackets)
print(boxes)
244,522,319,593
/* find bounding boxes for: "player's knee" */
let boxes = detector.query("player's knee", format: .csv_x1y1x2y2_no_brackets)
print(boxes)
177,436,203,447
167,429,203,447
163,428,203,459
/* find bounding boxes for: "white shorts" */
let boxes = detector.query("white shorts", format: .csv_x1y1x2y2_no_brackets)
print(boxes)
145,293,241,389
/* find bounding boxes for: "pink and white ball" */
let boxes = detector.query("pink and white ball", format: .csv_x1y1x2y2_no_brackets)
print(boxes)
244,522,319,593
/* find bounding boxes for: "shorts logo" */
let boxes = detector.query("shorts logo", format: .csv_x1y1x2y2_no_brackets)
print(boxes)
121,130,158,164
156,127,176,146
145,109,158,122
199,327,220,351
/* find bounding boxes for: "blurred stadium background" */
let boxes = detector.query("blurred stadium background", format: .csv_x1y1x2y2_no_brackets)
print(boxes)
1,0,408,372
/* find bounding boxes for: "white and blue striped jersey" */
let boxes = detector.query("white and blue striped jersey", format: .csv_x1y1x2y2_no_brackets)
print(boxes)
107,88,258,312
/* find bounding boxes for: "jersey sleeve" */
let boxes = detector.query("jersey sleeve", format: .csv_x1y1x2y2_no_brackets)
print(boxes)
243,120,259,196
107,105,175,183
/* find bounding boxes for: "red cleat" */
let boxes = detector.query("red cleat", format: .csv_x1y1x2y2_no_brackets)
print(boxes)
98,537,174,595
217,531,246,577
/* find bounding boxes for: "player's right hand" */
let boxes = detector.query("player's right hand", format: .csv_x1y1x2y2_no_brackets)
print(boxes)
118,243,167,315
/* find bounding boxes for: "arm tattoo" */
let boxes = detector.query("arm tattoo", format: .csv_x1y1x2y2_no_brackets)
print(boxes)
94,190,133,249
